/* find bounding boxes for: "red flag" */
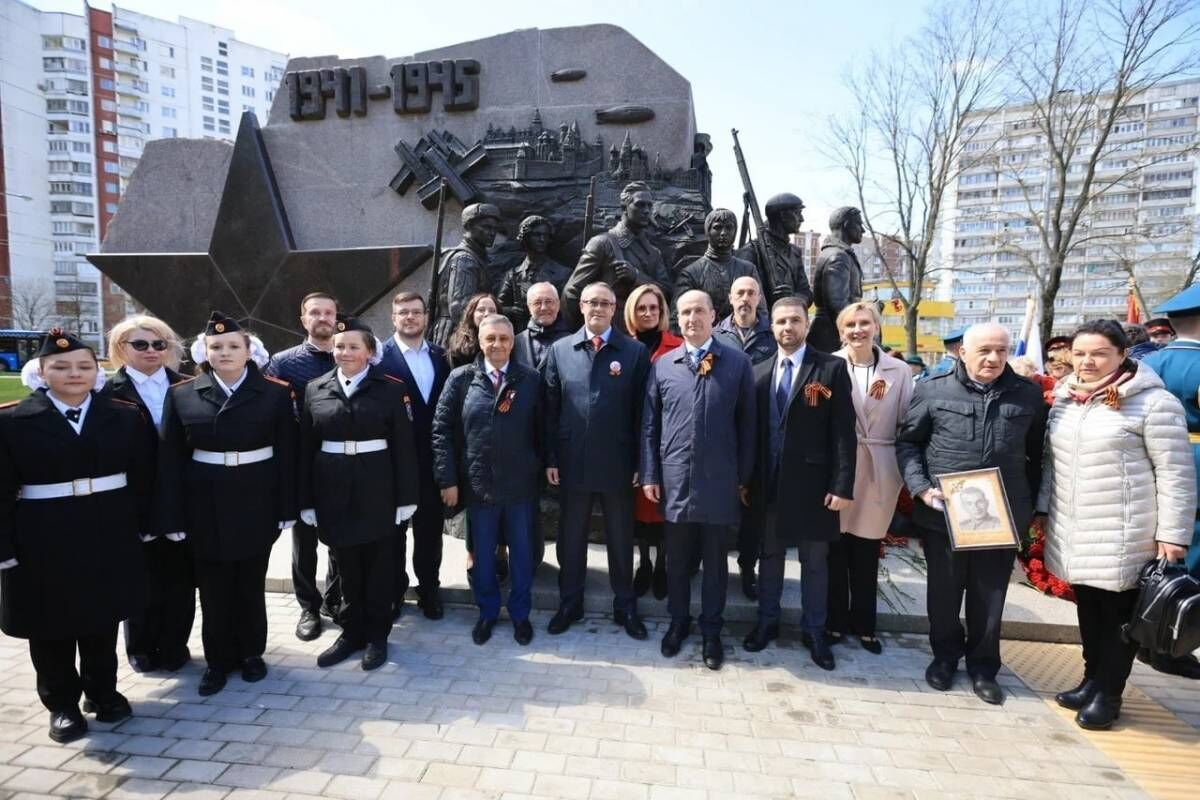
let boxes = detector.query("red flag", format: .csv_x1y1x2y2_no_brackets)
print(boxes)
1126,287,1141,324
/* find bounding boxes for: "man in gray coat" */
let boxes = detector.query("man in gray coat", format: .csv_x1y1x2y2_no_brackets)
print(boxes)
544,282,651,639
641,290,756,670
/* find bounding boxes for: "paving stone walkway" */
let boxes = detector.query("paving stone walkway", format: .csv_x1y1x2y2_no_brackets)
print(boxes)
1,593,1196,800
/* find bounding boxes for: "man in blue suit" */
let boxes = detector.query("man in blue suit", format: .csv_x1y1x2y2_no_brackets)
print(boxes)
544,282,651,639
1142,283,1200,680
378,291,451,620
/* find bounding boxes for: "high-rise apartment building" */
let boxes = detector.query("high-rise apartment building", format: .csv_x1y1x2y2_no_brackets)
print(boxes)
946,79,1199,339
0,0,286,352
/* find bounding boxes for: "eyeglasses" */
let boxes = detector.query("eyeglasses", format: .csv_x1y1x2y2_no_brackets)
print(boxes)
392,309,425,317
124,339,169,352
580,299,614,309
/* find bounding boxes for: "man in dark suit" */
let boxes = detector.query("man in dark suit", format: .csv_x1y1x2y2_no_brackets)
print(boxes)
641,290,756,670
378,291,451,620
544,281,651,639
743,297,856,671
513,282,571,370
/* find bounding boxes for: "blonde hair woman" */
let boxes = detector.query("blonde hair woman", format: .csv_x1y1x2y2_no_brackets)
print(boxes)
99,315,193,675
828,301,913,653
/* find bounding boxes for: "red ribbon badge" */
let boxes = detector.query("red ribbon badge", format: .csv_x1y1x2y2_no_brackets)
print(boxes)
804,382,833,407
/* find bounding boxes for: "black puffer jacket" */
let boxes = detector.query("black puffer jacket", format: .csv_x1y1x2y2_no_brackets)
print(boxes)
432,359,543,508
896,361,1047,533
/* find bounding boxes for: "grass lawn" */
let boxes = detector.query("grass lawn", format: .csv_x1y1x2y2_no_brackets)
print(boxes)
0,376,31,404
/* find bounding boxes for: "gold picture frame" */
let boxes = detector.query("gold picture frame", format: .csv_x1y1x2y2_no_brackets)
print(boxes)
935,467,1020,551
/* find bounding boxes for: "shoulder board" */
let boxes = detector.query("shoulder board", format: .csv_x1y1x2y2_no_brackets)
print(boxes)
171,376,197,387
383,374,406,384
0,400,19,410
263,374,290,388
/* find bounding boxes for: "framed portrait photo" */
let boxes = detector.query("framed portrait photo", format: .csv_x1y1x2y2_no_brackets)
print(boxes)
934,467,1020,551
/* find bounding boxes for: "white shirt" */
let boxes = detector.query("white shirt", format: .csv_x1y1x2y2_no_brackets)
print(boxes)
483,359,509,387
212,367,248,398
583,326,612,348
126,366,169,427
684,337,714,359
337,367,369,398
395,334,435,403
775,346,806,395
47,391,92,435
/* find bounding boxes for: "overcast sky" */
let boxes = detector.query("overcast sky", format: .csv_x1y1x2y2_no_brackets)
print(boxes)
32,0,932,233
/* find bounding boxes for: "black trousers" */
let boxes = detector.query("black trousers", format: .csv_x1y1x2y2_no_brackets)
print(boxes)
736,507,760,571
195,553,270,672
335,537,395,645
124,536,196,663
1074,584,1139,695
292,520,341,615
29,627,119,713
921,525,1015,679
557,489,636,616
827,533,882,636
395,482,444,603
666,522,728,636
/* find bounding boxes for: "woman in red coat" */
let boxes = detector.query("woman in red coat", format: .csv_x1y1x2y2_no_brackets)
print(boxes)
625,284,682,599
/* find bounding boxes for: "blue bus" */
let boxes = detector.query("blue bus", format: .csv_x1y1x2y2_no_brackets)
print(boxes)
0,330,47,372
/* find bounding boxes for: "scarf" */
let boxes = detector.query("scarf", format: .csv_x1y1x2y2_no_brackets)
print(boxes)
636,329,662,354
1066,363,1134,408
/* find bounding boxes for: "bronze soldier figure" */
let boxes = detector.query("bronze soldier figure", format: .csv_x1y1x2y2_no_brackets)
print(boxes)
499,215,572,331
736,192,814,309
430,203,501,348
563,181,672,330
675,209,764,324
808,206,865,353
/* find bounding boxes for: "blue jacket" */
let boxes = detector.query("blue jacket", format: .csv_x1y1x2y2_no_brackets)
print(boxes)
1143,340,1200,573
377,337,450,487
714,313,777,366
432,359,543,508
266,340,336,403
640,336,757,525
927,354,958,379
543,327,650,492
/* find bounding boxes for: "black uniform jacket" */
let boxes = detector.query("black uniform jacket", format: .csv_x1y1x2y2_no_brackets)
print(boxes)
158,364,298,562
300,367,420,548
0,390,153,639
750,347,857,550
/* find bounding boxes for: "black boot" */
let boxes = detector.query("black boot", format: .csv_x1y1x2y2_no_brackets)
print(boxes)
633,555,652,598
1055,678,1098,711
1076,690,1122,730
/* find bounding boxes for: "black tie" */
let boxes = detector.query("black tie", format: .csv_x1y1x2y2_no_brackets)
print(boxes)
64,408,81,423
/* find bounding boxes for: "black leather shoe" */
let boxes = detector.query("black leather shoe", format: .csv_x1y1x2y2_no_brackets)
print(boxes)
1150,652,1200,680
418,590,444,621
633,561,652,597
198,668,227,696
472,618,496,645
48,709,86,743
295,610,322,641
652,564,668,600
1076,691,1121,730
547,607,583,635
661,621,690,657
513,619,533,646
614,610,648,640
972,675,1004,705
801,632,835,671
702,635,724,670
859,637,883,655
316,635,361,668
241,657,268,683
81,693,131,723
362,641,387,671
1056,678,1098,711
319,603,341,621
925,660,956,691
743,623,779,653
127,653,156,673
159,648,191,672
740,567,758,601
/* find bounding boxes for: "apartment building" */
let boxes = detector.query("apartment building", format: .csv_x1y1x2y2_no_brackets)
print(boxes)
0,0,286,352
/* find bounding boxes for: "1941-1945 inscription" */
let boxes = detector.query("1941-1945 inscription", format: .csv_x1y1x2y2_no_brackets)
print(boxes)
285,60,481,120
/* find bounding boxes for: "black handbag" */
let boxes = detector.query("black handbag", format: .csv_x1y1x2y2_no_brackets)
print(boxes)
1123,558,1200,658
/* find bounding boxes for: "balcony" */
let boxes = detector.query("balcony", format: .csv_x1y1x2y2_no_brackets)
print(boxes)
112,38,141,56
117,104,143,119
114,60,140,77
115,79,149,96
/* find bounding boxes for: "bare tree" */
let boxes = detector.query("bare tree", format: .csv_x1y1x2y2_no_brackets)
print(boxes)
10,278,55,331
825,0,1010,355
998,0,1200,340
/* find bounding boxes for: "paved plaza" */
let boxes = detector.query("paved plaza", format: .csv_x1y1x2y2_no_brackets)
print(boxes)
0,581,1197,800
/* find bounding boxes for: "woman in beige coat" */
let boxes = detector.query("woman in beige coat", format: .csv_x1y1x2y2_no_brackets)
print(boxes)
827,302,914,653
1040,319,1194,730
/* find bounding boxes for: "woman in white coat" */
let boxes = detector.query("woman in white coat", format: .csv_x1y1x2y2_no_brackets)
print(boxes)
827,302,914,653
1040,319,1195,730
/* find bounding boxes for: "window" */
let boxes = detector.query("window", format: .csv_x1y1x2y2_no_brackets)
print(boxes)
218,41,228,56
104,181,119,193
96,35,112,48
202,96,214,112
201,56,213,72
99,78,115,91
162,126,177,137
71,141,91,153
218,120,231,134
241,66,255,77
101,99,116,112
201,76,214,91
1143,188,1192,201
160,45,175,58
55,262,79,276
241,85,255,98
161,85,175,98
162,106,177,118
217,80,228,96
160,65,175,79
102,141,116,153
217,99,229,115
203,116,215,132
265,89,275,103
216,61,228,77
49,140,69,152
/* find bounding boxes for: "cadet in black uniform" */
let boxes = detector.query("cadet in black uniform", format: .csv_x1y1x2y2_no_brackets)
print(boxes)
100,314,194,674
0,329,153,743
300,314,419,671
158,312,298,696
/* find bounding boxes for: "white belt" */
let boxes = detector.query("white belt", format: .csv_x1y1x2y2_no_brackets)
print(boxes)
321,439,387,455
192,446,274,467
20,472,127,500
